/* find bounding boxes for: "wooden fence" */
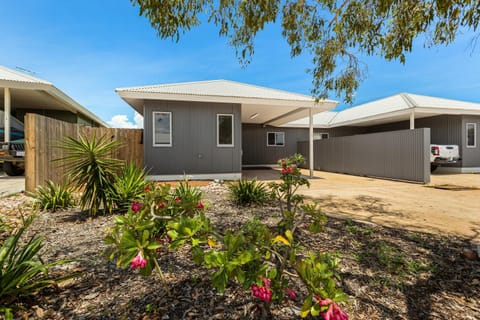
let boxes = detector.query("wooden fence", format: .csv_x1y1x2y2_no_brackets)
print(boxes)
25,113,143,193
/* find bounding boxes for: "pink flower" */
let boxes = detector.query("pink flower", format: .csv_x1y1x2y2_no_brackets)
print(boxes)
317,297,348,320
281,167,294,175
285,288,296,300
251,284,273,303
144,186,150,192
175,197,182,203
196,201,204,209
131,201,142,213
156,201,166,209
260,276,271,288
131,251,147,269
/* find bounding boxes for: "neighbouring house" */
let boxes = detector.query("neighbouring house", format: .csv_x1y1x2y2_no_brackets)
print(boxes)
0,65,107,175
287,93,480,174
116,80,337,180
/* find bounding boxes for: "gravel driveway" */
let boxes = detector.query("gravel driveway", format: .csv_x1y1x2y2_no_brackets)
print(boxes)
244,168,480,241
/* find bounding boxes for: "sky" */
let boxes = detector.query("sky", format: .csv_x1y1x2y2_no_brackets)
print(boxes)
1,1,480,128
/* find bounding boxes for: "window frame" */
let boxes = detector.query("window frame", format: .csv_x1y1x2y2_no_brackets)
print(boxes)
466,122,477,148
217,113,234,147
313,132,329,140
267,131,285,147
152,111,172,147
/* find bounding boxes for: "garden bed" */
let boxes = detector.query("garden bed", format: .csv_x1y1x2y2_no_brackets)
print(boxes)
2,183,480,319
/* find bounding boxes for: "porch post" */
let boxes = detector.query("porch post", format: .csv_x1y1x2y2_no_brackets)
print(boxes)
309,108,314,177
4,87,10,143
409,110,415,130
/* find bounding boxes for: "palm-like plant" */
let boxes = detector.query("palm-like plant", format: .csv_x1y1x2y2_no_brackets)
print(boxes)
57,133,122,216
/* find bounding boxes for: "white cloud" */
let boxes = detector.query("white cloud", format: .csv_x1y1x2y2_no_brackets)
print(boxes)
134,112,144,128
108,112,144,128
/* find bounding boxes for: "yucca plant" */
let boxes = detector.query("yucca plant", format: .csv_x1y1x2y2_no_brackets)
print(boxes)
228,179,268,206
57,133,122,216
0,216,78,318
32,179,75,212
110,162,148,213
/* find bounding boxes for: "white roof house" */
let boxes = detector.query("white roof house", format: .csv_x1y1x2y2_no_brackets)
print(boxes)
116,79,338,126
0,65,107,127
287,93,480,128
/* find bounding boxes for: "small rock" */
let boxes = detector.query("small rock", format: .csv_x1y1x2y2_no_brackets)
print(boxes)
462,248,478,261
33,305,45,318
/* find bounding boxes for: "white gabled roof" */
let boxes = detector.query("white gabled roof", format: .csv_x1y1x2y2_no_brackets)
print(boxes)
117,79,331,103
0,65,108,127
117,79,338,126
0,66,52,85
286,93,480,128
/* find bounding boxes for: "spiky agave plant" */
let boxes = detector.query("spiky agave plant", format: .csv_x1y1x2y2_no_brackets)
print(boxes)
57,133,122,216
110,161,148,213
0,216,78,318
32,179,75,212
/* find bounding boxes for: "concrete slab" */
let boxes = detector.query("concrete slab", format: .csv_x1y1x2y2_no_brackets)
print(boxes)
0,173,25,197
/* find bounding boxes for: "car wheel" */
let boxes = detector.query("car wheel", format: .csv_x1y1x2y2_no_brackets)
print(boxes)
3,162,25,176
430,164,438,173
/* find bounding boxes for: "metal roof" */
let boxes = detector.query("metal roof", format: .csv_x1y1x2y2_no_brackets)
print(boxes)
0,66,52,85
287,93,480,128
0,65,108,127
117,79,334,102
117,80,338,126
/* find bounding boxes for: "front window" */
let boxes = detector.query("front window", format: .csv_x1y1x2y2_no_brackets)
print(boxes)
267,132,285,146
217,114,234,147
153,112,172,147
467,123,476,148
314,132,329,140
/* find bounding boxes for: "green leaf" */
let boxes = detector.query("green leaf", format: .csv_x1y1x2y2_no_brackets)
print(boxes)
300,294,313,318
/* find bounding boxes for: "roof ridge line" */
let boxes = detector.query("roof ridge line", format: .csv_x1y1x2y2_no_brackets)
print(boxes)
399,93,417,109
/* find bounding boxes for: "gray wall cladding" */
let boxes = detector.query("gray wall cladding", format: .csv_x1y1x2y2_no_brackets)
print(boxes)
462,115,480,167
144,100,241,175
298,128,431,183
242,124,365,165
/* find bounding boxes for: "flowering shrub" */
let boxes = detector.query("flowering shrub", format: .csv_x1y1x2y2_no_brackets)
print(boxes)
105,155,348,318
105,181,206,277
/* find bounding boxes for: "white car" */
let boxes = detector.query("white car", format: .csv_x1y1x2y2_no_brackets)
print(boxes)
430,144,460,172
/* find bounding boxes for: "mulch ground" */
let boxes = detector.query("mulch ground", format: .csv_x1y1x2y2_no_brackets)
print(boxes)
1,182,479,320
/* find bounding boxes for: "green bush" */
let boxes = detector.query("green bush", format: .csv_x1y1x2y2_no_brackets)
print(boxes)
32,180,75,212
57,133,122,216
228,179,268,206
0,216,77,319
173,180,203,216
110,162,148,213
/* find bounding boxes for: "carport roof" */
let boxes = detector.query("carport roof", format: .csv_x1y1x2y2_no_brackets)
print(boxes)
116,80,338,126
0,65,108,127
287,93,480,128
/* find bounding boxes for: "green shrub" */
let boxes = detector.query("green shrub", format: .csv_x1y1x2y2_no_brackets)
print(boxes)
32,180,75,212
57,133,122,216
0,216,77,318
228,179,268,206
173,180,203,216
110,162,148,213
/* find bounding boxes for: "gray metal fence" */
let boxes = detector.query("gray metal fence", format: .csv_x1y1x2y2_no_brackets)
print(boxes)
298,128,431,183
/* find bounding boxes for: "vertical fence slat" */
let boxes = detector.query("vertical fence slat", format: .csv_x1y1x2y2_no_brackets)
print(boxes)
24,114,144,192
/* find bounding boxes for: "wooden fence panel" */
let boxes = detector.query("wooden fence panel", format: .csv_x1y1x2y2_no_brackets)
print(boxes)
25,113,143,193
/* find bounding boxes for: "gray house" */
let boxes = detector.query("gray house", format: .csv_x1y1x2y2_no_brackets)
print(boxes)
116,80,337,180
288,93,480,174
